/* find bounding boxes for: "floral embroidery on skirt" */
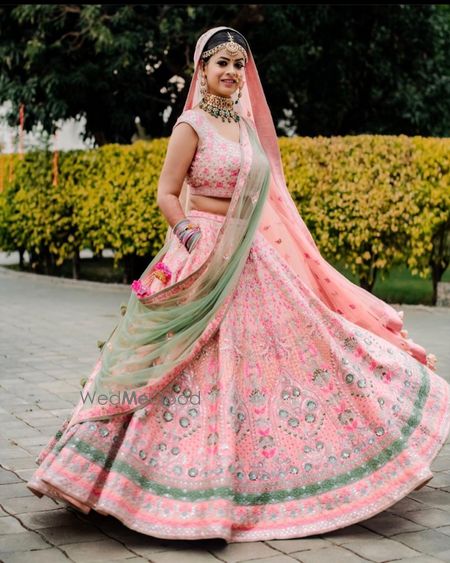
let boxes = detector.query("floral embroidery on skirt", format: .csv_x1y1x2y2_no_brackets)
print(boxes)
27,209,450,542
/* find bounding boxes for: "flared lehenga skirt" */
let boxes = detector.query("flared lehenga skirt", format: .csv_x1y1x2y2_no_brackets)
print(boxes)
27,209,450,542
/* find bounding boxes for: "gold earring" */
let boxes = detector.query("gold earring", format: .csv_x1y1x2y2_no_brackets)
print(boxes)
235,79,244,105
200,74,208,97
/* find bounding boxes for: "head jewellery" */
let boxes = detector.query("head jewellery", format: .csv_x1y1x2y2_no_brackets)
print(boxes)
201,31,248,64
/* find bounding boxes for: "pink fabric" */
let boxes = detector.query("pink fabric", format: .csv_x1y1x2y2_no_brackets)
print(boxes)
27,26,450,542
179,27,432,369
173,109,241,198
28,209,450,541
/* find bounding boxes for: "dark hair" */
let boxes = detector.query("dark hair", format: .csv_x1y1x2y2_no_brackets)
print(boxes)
201,29,249,63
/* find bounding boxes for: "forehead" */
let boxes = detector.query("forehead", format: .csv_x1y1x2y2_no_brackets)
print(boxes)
211,48,245,62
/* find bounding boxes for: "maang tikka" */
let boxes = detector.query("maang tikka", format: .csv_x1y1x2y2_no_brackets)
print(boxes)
201,31,248,64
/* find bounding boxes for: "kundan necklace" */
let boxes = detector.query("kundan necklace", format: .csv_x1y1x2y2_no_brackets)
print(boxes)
199,91,240,123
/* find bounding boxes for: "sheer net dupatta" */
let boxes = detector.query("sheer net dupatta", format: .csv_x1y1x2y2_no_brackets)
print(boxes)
68,117,270,428
219,26,429,369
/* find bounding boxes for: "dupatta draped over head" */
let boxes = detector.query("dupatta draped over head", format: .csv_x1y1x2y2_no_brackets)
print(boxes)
69,26,428,429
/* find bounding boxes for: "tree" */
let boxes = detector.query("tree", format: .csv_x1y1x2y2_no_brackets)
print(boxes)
252,5,450,137
1,5,449,146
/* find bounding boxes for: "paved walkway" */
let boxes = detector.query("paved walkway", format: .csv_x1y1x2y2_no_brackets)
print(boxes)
0,265,449,563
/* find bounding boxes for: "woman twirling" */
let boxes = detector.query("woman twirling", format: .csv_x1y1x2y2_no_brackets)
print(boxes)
27,26,450,542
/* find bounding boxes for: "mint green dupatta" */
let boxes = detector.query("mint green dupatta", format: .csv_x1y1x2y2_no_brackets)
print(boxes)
68,117,270,428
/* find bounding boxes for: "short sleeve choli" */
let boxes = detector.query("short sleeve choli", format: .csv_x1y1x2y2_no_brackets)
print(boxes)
172,109,241,198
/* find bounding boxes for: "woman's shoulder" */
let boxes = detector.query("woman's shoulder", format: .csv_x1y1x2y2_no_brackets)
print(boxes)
172,107,205,134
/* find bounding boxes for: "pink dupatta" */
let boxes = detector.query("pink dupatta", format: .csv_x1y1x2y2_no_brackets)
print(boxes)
67,26,434,430
180,26,431,368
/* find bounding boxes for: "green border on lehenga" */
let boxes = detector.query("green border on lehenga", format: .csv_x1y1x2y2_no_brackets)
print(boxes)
53,363,430,505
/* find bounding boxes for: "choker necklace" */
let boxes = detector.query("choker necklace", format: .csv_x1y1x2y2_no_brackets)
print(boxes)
199,91,240,123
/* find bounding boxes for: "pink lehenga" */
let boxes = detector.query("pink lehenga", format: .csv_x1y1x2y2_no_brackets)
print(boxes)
27,27,450,542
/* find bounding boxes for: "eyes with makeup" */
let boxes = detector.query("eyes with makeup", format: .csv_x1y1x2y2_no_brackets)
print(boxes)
217,60,245,70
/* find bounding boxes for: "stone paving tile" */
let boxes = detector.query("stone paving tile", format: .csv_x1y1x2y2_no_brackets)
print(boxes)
407,489,450,511
58,538,137,561
391,529,450,556
30,400,75,410
0,447,32,460
430,456,450,473
401,508,450,528
0,483,36,500
393,557,447,563
387,496,429,516
0,515,28,534
38,523,109,545
20,445,49,457
144,550,221,563
1,495,60,514
15,469,40,481
434,549,450,560
0,548,73,563
360,512,425,536
265,537,331,553
321,524,382,544
0,450,27,468
2,456,43,471
15,409,60,421
119,536,199,558
84,514,229,558
27,417,63,429
209,540,279,561
289,545,371,562
241,556,299,563
340,537,421,561
0,428,38,440
426,472,450,489
0,530,51,552
47,408,73,418
2,269,450,561
16,508,83,530
436,525,450,536
139,538,230,559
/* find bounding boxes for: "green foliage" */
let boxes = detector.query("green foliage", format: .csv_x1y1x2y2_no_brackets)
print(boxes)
0,134,448,300
0,139,168,270
0,150,81,265
1,5,449,146
72,140,168,264
258,5,450,137
279,134,449,293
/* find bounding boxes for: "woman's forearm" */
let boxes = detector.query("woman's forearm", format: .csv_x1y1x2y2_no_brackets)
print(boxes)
157,194,188,229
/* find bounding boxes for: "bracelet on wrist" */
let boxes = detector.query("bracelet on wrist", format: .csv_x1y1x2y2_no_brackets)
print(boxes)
186,230,201,252
173,219,189,236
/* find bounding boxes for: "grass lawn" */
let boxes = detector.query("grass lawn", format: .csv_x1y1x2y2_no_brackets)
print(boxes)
5,255,449,305
332,262,450,305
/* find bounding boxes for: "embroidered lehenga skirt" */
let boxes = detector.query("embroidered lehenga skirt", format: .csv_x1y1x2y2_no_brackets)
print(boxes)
27,209,450,542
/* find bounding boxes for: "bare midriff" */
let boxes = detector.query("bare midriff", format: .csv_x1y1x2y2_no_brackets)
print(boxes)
186,106,238,217
188,194,232,217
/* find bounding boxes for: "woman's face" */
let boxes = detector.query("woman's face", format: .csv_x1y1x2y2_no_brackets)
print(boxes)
203,47,246,98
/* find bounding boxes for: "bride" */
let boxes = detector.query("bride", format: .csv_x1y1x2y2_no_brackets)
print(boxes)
27,26,450,542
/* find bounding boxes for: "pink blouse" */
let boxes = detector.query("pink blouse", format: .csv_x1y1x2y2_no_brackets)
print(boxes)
172,109,241,198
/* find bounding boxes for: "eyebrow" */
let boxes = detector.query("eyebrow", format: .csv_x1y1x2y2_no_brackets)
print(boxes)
217,56,245,62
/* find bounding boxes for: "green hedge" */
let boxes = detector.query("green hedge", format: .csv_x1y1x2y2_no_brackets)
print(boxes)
0,135,448,298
